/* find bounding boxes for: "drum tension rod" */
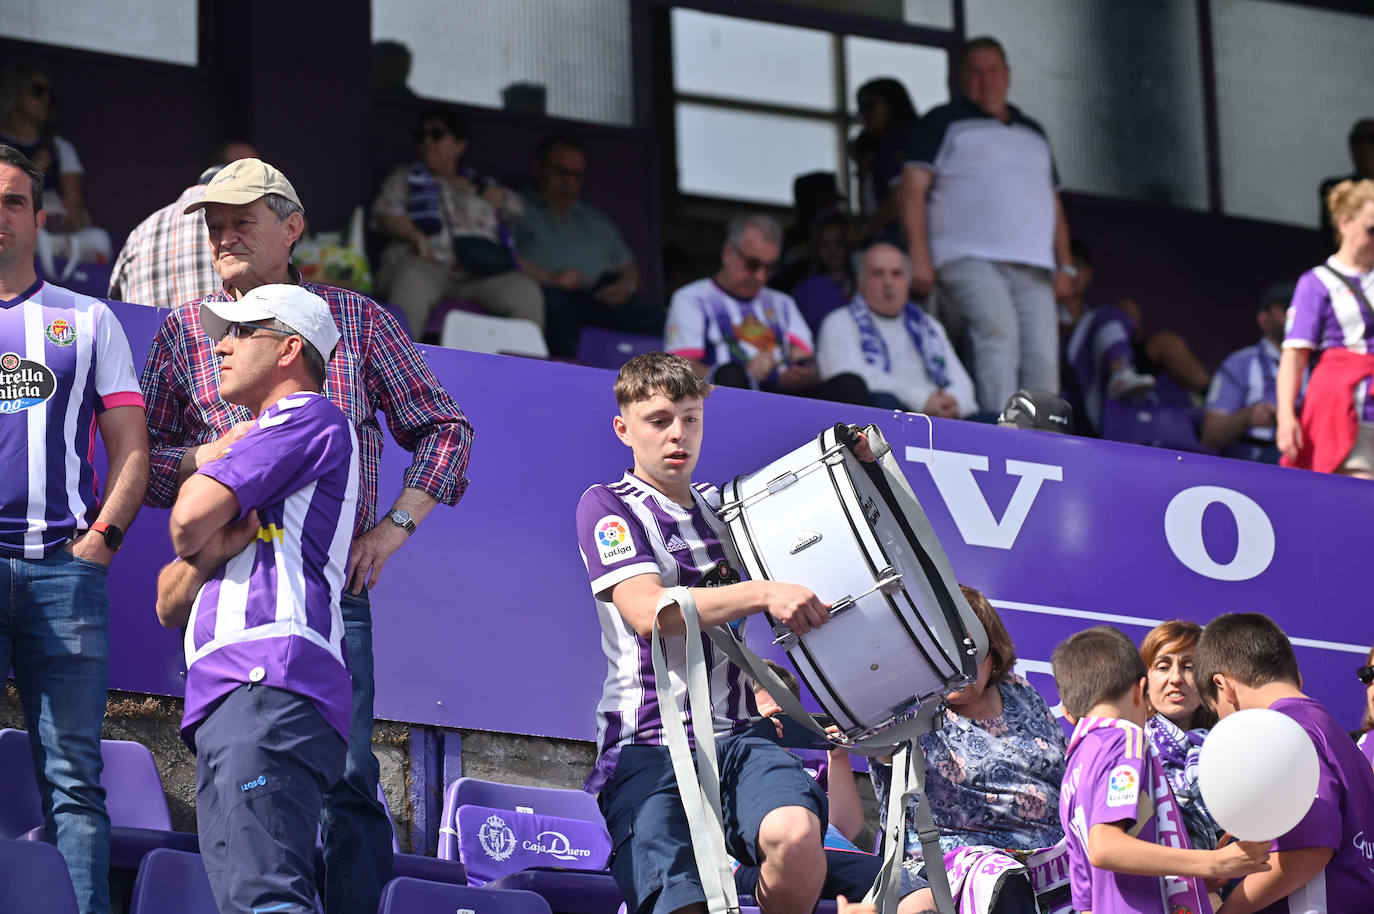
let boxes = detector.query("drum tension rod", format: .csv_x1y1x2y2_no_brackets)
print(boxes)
772,567,903,646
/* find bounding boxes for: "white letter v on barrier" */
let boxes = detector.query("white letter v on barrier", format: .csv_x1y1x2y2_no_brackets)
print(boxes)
905,448,1063,550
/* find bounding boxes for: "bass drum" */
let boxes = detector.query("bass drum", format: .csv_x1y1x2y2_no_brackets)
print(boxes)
720,424,986,739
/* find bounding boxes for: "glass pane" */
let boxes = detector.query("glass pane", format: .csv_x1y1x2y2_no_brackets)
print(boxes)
750,0,953,31
965,0,1208,209
843,36,949,116
903,0,954,30
671,8,836,111
1213,0,1374,227
676,104,841,204
372,0,633,126
1,0,196,66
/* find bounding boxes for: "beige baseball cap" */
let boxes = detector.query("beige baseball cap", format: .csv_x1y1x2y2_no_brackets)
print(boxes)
200,284,339,361
184,158,303,213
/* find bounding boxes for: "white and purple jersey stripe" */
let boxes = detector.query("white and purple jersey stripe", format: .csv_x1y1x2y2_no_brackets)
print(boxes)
181,392,359,747
665,277,814,370
1207,339,1281,455
1285,259,1374,355
1063,305,1136,431
0,280,144,558
576,472,757,778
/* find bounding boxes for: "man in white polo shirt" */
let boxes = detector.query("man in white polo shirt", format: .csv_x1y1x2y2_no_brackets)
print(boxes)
154,284,357,914
898,36,1075,414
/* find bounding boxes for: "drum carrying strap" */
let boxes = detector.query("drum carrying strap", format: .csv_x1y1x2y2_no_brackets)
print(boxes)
652,587,740,914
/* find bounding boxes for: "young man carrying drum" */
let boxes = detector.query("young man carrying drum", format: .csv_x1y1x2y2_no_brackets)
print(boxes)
575,352,888,914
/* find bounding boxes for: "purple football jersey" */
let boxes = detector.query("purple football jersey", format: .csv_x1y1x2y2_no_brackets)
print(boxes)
1255,698,1374,914
181,392,359,747
1061,717,1210,914
1285,261,1374,355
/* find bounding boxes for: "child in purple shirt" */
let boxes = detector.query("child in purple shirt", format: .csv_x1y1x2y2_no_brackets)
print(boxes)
1195,613,1374,914
1052,626,1271,914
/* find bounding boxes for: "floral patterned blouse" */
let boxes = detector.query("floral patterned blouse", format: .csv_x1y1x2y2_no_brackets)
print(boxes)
870,674,1068,861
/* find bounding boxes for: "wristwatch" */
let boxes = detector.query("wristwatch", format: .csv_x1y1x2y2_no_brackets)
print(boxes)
388,508,416,535
1057,263,1080,279
91,521,124,552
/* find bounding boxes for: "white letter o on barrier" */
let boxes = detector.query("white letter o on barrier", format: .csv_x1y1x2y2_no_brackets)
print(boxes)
1164,486,1275,581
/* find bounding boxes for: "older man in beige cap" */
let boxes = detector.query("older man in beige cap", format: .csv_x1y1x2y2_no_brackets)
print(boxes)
140,159,475,914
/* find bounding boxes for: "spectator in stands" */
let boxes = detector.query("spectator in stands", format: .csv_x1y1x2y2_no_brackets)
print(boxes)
853,78,920,242
1139,620,1221,852
515,132,659,357
897,37,1073,414
665,213,869,404
1278,178,1374,477
1116,296,1213,403
153,284,354,914
1356,648,1374,769
780,171,846,274
817,242,977,417
140,157,474,914
108,139,258,308
1319,118,1374,250
0,145,150,914
371,107,542,339
871,586,1063,913
1200,282,1292,462
0,64,111,266
789,211,856,332
372,40,418,104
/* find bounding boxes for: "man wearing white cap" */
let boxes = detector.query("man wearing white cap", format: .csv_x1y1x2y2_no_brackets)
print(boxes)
155,283,357,914
140,158,473,914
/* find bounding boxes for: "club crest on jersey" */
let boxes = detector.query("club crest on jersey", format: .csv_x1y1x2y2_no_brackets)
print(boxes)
699,559,740,588
1105,764,1138,807
45,318,76,346
595,515,636,562
0,352,57,413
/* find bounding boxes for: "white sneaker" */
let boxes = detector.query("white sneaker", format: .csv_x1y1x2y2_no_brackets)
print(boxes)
1107,367,1156,400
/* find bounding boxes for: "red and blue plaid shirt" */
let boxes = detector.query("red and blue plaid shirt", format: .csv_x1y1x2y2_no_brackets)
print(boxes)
141,275,473,538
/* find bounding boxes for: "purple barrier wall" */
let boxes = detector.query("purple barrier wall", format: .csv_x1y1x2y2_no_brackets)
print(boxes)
106,301,1373,739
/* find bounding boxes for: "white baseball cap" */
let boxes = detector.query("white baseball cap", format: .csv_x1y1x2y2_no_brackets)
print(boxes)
200,284,339,361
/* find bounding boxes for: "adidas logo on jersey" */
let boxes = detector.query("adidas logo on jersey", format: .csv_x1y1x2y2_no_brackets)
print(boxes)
664,534,690,553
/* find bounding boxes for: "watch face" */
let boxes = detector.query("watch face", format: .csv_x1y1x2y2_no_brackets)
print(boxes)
100,524,124,549
391,509,412,525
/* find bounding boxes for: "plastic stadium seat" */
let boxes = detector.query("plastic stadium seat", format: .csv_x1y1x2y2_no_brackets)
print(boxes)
574,327,661,370
128,848,218,914
438,777,606,862
0,837,79,913
37,258,114,300
439,309,549,357
379,877,553,914
423,297,485,341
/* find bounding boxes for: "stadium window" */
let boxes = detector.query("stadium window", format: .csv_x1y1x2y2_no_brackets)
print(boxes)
669,7,948,206
1,0,197,66
372,0,634,126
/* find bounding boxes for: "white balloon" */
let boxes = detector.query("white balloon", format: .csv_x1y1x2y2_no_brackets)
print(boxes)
1197,708,1319,841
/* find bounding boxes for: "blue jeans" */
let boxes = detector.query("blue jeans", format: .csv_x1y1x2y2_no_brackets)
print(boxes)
319,589,393,914
0,549,111,914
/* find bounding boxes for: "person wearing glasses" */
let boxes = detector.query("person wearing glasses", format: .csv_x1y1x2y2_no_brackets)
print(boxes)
664,213,869,404
1277,178,1374,476
140,157,473,914
153,284,356,914
371,106,542,339
515,132,661,358
0,64,111,266
1319,119,1374,252
1356,650,1374,770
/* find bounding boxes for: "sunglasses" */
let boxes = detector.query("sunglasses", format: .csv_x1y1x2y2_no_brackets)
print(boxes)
1359,665,1374,685
223,320,293,341
1350,132,1374,146
731,244,778,276
29,83,54,101
414,127,450,143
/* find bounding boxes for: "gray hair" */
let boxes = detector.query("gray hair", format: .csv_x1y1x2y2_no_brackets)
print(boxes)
0,144,43,213
262,192,305,256
725,213,783,250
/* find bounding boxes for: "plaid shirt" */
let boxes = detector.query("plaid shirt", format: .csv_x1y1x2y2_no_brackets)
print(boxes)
141,271,473,538
109,185,222,309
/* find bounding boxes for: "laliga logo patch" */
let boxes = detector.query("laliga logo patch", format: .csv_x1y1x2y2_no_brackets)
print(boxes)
0,352,56,414
45,318,76,347
478,813,517,861
1105,764,1138,807
596,515,636,562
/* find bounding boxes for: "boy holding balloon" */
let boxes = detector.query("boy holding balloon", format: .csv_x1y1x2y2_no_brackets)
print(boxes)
1052,626,1272,914
1195,612,1374,914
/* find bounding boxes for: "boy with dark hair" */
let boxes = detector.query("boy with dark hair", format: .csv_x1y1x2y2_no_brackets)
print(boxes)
577,351,872,914
1195,613,1374,914
1052,626,1269,914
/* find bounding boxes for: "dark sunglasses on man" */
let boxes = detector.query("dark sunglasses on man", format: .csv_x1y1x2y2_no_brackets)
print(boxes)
223,320,294,341
30,82,55,101
1358,664,1374,685
730,244,778,277
1350,131,1374,147
414,127,450,143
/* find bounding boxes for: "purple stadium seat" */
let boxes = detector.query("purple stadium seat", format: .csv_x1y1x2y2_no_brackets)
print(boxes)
36,258,115,301
0,837,79,913
128,848,218,914
423,298,485,341
574,327,662,371
378,876,553,914
456,804,610,885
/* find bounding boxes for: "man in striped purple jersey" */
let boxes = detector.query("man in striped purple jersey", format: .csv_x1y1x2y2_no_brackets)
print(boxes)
577,351,865,914
153,283,357,914
0,145,149,914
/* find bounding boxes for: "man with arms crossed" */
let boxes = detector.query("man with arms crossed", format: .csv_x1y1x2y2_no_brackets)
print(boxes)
0,145,149,914
156,284,356,913
140,158,473,914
